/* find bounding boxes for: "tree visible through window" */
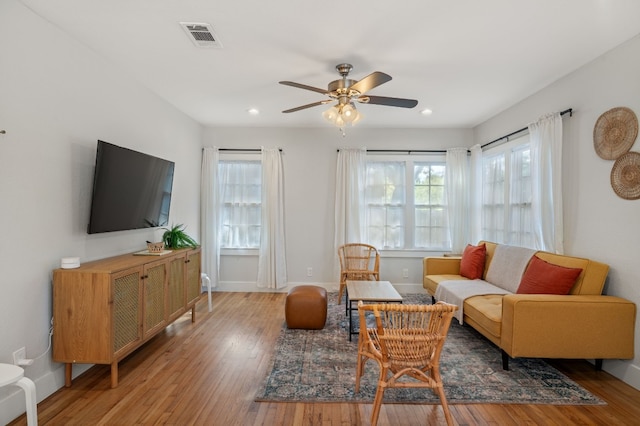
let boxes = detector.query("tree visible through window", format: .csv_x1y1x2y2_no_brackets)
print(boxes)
414,163,448,248
365,157,449,250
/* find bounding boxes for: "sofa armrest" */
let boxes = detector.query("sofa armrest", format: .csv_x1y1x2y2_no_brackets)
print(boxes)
501,294,636,360
423,257,461,276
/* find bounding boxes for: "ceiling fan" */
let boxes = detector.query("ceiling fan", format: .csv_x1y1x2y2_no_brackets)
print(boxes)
279,63,418,127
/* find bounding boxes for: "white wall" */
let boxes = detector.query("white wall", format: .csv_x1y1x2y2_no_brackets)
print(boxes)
0,2,202,423
204,127,473,294
474,33,640,390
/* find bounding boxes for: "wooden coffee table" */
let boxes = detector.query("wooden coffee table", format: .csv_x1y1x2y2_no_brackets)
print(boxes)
346,280,403,341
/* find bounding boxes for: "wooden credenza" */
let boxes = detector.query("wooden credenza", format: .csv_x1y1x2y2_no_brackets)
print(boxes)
52,247,201,388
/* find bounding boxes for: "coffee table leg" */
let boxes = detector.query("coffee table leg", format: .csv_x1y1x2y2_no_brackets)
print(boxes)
345,287,349,316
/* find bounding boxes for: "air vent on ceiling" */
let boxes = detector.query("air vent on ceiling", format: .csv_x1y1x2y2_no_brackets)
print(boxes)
180,22,223,48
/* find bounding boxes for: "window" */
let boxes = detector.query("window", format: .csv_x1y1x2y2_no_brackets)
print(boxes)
364,156,449,250
219,160,261,249
481,135,533,248
414,163,448,248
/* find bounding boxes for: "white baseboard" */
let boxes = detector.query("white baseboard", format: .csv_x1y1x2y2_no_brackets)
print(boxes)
603,359,640,391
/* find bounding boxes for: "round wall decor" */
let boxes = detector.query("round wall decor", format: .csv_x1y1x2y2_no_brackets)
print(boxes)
611,151,640,200
593,107,638,160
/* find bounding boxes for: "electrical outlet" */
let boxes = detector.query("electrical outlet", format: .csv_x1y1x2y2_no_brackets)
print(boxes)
307,267,313,277
402,268,409,278
13,347,26,365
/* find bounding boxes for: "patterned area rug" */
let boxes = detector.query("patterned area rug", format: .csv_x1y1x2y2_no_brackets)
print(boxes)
255,293,605,405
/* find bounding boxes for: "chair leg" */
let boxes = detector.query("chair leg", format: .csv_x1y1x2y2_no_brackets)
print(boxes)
434,384,454,426
370,367,387,426
355,354,365,392
370,385,385,426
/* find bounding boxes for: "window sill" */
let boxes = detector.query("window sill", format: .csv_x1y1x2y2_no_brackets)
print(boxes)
221,248,259,256
379,249,451,258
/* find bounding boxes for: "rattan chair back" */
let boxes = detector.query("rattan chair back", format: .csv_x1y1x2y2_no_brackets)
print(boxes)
337,243,380,303
355,301,458,426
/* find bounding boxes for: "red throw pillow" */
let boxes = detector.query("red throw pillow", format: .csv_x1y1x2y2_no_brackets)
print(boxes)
459,243,486,280
517,255,582,295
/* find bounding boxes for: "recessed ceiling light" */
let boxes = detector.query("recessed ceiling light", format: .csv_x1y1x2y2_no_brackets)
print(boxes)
420,109,433,116
247,108,260,115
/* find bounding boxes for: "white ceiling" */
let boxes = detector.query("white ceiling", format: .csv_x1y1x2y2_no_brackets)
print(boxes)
20,0,640,129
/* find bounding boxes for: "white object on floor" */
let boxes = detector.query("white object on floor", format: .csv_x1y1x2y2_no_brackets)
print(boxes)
0,363,37,425
201,273,212,312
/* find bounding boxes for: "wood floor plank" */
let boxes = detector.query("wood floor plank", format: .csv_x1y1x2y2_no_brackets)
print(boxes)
9,291,640,425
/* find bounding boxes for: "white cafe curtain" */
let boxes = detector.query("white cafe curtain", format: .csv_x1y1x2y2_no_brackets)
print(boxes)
200,147,220,287
333,147,366,279
257,147,287,288
529,112,564,254
469,144,483,244
445,147,470,254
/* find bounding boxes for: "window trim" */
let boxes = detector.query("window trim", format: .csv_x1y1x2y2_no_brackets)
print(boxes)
481,134,533,247
365,153,449,252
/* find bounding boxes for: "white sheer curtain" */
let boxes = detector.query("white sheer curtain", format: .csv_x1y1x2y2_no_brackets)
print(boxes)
257,147,287,289
218,160,262,248
200,147,220,288
333,147,366,278
469,144,483,244
445,148,470,254
529,112,564,253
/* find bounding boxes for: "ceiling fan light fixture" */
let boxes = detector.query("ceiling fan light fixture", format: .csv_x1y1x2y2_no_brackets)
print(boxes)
341,103,357,123
323,106,339,123
282,63,418,132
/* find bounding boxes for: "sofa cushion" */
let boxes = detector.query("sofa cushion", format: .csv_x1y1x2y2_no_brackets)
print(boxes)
517,255,583,295
424,274,467,296
485,245,537,293
460,243,486,279
463,295,503,340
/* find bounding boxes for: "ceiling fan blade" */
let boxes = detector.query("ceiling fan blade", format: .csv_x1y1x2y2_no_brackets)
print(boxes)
349,71,392,95
359,95,418,108
279,81,329,95
282,99,333,113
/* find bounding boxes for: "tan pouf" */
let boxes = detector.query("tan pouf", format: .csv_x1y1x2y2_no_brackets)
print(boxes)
285,285,328,329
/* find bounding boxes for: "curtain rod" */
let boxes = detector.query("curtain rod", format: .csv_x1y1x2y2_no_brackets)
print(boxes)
481,108,573,149
216,148,282,152
336,149,447,154
336,108,573,154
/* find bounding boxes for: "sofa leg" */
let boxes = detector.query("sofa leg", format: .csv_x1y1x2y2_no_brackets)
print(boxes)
431,295,436,305
595,359,603,371
502,351,509,370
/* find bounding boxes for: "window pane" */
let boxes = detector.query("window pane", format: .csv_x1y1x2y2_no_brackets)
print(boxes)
365,162,406,249
219,161,261,248
481,139,534,249
413,163,448,249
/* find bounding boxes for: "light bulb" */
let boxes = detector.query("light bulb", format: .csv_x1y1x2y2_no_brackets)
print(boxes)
341,103,357,123
323,106,339,124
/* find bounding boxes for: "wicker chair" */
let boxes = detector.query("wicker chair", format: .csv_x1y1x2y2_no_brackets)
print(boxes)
337,243,380,304
355,301,458,426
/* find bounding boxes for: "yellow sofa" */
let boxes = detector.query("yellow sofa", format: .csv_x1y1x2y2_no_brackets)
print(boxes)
423,241,636,369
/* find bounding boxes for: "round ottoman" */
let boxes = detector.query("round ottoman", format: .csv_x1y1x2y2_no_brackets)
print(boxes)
285,285,328,329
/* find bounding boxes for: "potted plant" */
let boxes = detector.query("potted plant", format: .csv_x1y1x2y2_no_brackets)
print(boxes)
162,223,198,249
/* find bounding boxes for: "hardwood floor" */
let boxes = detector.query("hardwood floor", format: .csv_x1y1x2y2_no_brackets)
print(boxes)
9,292,640,425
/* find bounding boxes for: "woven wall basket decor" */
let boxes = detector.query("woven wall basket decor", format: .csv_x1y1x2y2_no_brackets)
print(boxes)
593,107,638,160
611,151,640,200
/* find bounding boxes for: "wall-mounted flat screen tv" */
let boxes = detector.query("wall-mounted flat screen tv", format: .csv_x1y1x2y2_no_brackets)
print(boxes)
87,140,175,234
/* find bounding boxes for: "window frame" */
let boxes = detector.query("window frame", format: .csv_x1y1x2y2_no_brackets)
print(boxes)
364,153,450,254
481,134,534,248
218,153,262,256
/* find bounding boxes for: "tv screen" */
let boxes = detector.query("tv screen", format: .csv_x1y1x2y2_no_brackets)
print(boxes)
87,140,175,234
